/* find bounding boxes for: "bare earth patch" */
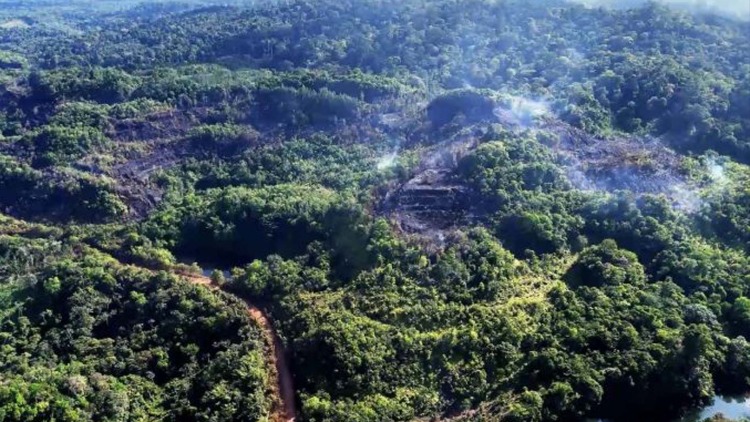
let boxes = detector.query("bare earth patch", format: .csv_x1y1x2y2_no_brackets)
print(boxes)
0,19,31,29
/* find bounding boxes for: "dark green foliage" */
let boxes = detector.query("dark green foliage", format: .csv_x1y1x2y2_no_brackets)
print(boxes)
427,89,497,127
191,135,378,191
24,124,108,166
0,153,39,204
147,184,345,265
458,137,581,256
1,1,750,421
564,240,646,288
0,236,273,421
0,155,126,222
29,67,139,104
254,86,361,127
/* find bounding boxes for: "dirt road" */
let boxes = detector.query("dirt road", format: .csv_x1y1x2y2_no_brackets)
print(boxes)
2,219,297,421
178,271,297,422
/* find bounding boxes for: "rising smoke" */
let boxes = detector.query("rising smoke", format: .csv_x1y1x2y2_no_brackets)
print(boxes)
571,0,750,20
706,157,729,186
376,138,402,170
493,95,551,129
377,149,399,170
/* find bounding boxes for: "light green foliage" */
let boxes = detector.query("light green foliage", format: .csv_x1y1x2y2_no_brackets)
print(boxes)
565,239,646,288
187,123,259,152
108,98,170,119
25,124,108,166
0,50,27,69
50,102,111,130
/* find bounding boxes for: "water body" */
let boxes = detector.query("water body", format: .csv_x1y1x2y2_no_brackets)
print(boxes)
679,395,750,422
186,247,747,420
587,396,750,422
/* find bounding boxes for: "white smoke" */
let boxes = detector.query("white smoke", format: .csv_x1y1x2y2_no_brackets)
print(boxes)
555,131,706,213
376,138,402,170
494,95,551,129
707,157,728,185
669,183,702,213
565,163,597,191
376,149,399,170
571,0,750,20
664,157,731,213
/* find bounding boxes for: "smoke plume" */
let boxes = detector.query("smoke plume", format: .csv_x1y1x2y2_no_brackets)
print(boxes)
376,138,402,170
493,95,551,129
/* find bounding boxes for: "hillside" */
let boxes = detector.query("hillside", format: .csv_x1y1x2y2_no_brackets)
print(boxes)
1,0,750,421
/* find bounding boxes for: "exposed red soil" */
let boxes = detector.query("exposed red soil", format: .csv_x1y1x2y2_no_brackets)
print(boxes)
174,270,297,422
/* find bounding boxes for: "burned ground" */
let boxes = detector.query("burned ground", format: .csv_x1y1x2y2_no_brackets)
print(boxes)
107,109,199,143
379,98,698,245
380,129,486,244
539,118,697,210
1,84,697,226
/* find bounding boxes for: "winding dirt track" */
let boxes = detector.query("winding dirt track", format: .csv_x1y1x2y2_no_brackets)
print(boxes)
0,219,296,421
179,272,296,422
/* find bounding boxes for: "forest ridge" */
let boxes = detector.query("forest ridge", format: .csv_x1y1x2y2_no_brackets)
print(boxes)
0,0,750,421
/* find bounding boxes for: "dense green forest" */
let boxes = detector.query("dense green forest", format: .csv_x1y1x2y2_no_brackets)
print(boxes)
1,0,750,421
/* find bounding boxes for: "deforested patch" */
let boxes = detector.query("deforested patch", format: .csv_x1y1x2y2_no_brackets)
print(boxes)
0,19,31,29
381,134,483,245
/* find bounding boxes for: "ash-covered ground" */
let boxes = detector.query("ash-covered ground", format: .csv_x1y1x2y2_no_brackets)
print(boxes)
380,133,482,244
495,95,701,211
542,120,700,211
379,92,706,242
